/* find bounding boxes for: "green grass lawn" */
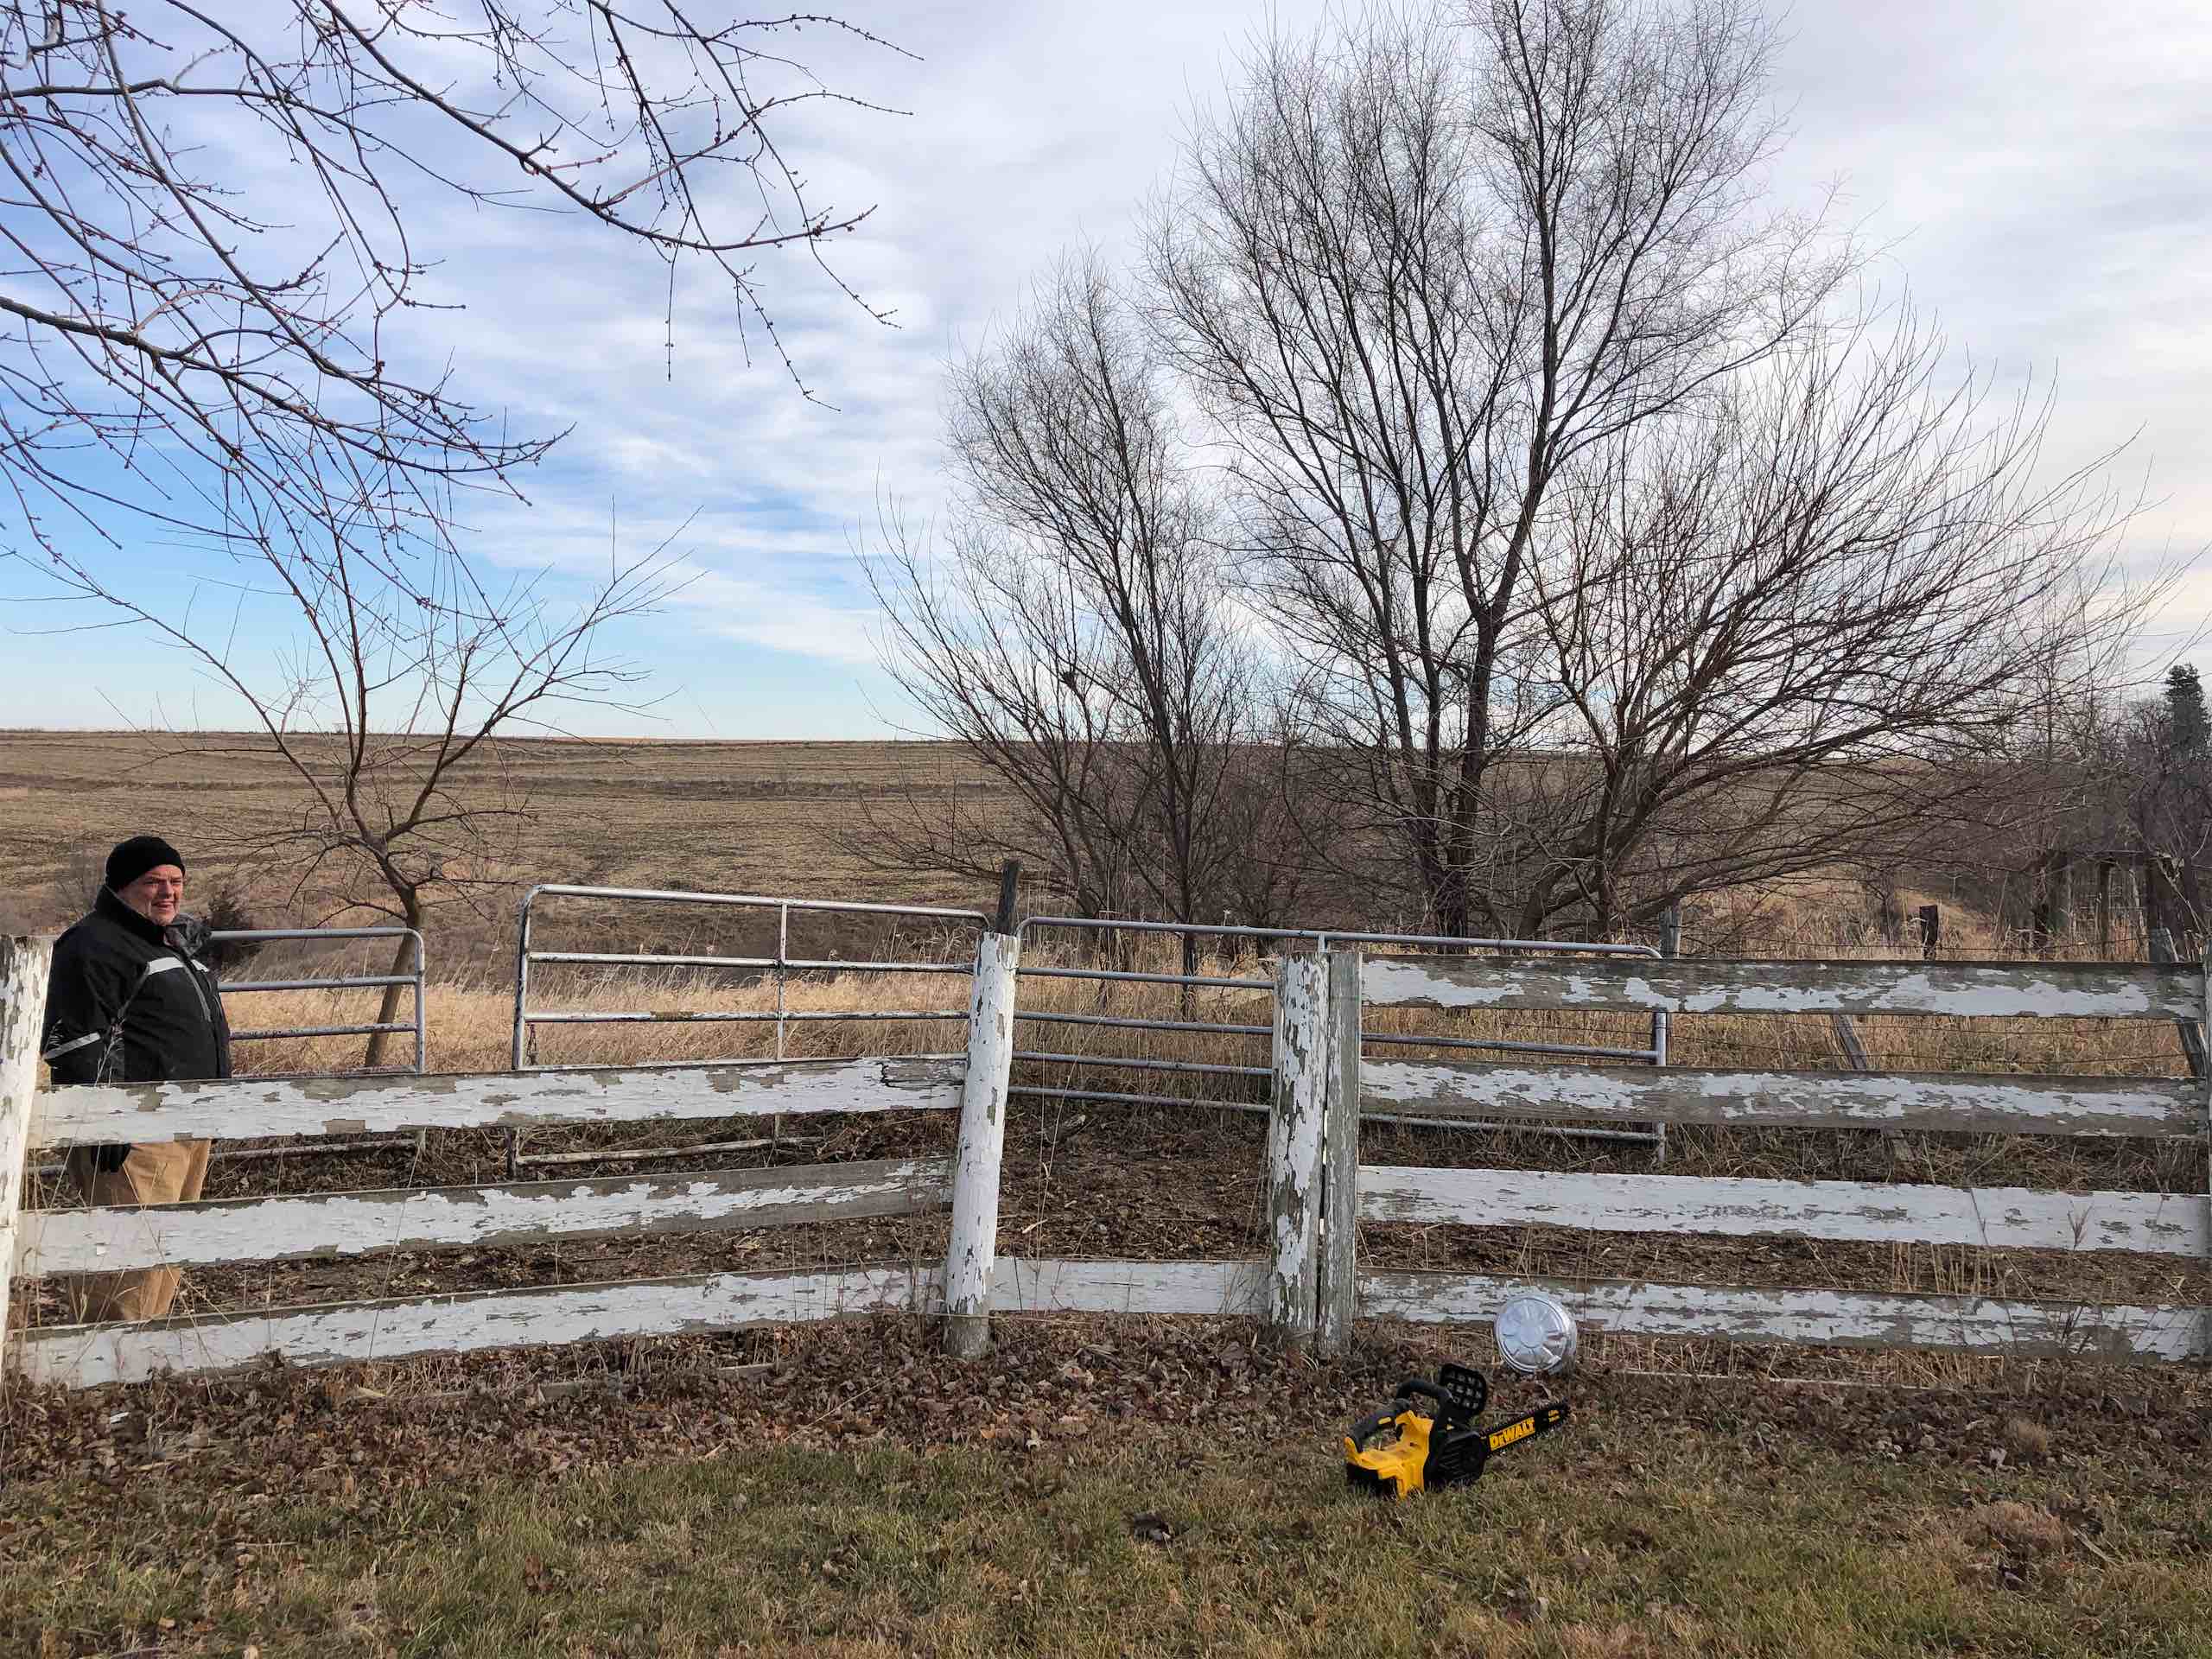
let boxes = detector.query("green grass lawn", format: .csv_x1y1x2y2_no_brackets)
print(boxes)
3,1321,2208,1657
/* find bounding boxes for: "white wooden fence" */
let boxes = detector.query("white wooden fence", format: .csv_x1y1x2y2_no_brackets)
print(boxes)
1330,949,2212,1363
3,931,2208,1389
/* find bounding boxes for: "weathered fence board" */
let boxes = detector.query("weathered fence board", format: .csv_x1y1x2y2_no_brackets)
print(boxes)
1362,957,2199,1020
1263,950,1328,1349
1361,1059,2199,1138
989,1257,1264,1317
1358,1166,2209,1257
0,936,52,1348
29,1056,965,1149
944,933,1021,1357
16,1157,952,1276
1317,950,1363,1354
16,1263,931,1389
1357,1268,2208,1363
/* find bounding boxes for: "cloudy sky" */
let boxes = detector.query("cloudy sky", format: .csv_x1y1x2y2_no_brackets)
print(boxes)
3,0,2208,736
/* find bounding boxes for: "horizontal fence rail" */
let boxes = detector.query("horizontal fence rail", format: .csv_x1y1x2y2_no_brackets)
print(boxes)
17,1157,952,1275
1357,1166,2209,1257
8,1257,1255,1389
27,1058,966,1148
1363,956,2204,1020
988,1257,1264,1319
1361,1059,2203,1137
16,1264,937,1390
1356,1270,2209,1365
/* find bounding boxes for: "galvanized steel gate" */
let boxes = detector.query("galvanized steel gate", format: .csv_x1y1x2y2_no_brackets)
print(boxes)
1010,916,1674,1154
505,887,1677,1159
507,884,985,1170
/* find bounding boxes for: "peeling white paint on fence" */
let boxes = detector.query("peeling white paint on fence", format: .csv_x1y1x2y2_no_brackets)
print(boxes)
1357,1268,2209,1363
16,1156,953,1276
1361,1059,2200,1137
990,1257,1265,1317
28,1056,966,1149
1317,950,1364,1354
1263,951,1328,1347
944,934,1021,1357
0,936,53,1348
1361,957,2201,1020
14,1263,933,1389
1358,1166,2210,1256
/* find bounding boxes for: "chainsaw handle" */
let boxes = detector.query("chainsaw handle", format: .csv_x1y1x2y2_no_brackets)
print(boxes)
1348,1407,1402,1446
1394,1379,1454,1420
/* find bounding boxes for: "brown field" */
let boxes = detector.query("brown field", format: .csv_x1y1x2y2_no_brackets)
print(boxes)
0,728,997,945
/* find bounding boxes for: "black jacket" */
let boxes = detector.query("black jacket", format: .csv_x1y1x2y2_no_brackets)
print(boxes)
42,888,233,1094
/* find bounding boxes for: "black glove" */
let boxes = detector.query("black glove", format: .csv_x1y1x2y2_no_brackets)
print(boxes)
90,1143,131,1175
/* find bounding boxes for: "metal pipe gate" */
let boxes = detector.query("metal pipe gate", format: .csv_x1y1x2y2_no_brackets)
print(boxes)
1011,916,1671,1154
507,884,985,1171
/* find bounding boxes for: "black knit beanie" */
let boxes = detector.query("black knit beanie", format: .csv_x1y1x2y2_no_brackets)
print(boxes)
105,834,187,891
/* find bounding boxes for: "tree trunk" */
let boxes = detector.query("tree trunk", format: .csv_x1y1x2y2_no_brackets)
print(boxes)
363,913,422,1071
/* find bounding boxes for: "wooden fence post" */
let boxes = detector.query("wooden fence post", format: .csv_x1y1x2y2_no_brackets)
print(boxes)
1,935,54,1369
1264,945,1328,1351
1317,949,1361,1355
1651,907,1680,1167
2150,929,2206,1081
943,929,1021,1358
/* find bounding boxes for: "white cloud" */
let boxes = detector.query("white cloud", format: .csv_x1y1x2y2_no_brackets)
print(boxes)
6,0,2207,734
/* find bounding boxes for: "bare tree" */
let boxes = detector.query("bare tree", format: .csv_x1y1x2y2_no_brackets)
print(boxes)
59,517,681,1063
2110,666,2212,943
1147,0,1851,936
1508,306,2158,936
3,3,910,574
865,255,1306,938
1,3,912,1054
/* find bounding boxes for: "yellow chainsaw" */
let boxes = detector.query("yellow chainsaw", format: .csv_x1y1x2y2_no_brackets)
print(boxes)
1344,1362,1569,1498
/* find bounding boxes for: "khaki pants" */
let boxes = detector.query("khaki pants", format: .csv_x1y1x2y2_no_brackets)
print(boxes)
65,1140,211,1323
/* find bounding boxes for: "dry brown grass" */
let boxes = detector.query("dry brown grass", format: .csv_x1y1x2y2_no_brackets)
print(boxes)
6,1322,2207,1659
1971,1500,2069,1555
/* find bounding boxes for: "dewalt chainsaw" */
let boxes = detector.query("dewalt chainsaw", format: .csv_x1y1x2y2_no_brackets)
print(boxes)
1344,1362,1569,1499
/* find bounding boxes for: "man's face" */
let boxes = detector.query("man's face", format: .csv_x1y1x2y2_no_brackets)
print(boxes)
118,864,185,926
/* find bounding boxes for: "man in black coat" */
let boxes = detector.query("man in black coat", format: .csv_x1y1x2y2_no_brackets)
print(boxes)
41,834,232,1322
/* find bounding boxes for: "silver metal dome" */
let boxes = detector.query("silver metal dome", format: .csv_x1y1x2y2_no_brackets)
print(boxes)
1494,1291,1579,1377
